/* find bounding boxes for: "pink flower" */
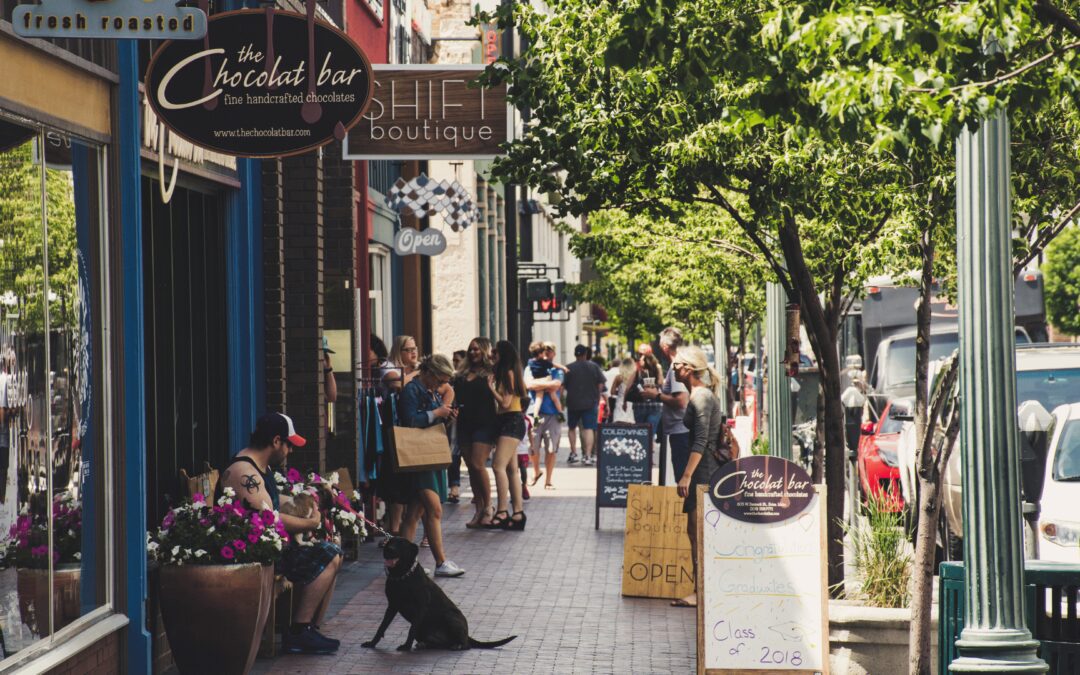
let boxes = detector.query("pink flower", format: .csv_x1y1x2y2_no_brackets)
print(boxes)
274,521,288,538
247,533,260,544
192,492,205,503
286,468,301,483
161,511,175,530
233,539,246,551
260,510,276,526
220,546,235,560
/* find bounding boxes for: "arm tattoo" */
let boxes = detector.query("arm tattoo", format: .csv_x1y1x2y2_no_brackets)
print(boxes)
241,474,261,494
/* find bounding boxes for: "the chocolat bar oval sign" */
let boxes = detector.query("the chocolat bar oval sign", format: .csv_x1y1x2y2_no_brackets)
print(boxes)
145,9,374,158
708,455,814,524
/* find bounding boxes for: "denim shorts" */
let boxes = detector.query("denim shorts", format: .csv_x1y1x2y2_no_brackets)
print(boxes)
279,540,343,586
457,423,497,447
567,407,599,430
495,412,527,441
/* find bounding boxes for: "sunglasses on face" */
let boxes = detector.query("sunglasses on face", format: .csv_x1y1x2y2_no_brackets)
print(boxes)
402,347,418,353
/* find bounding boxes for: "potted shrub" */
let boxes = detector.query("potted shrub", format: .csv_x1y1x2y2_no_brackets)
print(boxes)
2,493,83,637
149,489,288,675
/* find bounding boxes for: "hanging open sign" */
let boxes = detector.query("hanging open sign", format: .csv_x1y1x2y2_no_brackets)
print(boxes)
145,8,374,158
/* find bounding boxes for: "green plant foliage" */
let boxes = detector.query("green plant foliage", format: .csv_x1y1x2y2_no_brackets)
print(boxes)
1043,226,1080,335
842,492,912,609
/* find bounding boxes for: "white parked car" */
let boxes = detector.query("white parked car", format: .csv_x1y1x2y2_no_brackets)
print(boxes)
1035,402,1080,562
894,344,1080,559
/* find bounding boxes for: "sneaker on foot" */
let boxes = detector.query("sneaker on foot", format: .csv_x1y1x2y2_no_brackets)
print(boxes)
282,625,339,655
567,453,579,464
434,560,465,577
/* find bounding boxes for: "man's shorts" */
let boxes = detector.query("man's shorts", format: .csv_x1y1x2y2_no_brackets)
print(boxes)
532,415,562,455
279,540,343,586
567,407,599,431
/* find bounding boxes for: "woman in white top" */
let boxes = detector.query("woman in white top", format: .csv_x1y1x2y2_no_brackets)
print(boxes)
609,358,638,424
382,335,420,393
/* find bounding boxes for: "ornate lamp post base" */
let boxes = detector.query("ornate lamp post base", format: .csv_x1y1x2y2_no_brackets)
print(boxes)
951,628,1046,672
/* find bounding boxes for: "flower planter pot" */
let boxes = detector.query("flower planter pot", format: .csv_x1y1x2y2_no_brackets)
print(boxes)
16,564,82,637
828,600,938,675
158,563,274,675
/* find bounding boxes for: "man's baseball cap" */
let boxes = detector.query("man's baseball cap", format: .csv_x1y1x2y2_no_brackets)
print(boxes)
256,412,307,447
574,344,589,357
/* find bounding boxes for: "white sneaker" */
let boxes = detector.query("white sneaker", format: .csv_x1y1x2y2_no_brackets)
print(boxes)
434,560,465,577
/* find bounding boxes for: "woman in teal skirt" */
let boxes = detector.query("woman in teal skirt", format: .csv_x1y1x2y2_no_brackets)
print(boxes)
397,354,466,577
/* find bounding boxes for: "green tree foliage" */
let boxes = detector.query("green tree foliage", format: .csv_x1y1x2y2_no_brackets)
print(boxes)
0,141,78,332
571,203,767,342
1043,226,1080,335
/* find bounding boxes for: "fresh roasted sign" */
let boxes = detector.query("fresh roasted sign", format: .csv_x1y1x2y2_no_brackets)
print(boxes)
14,0,206,39
145,9,373,158
344,65,509,160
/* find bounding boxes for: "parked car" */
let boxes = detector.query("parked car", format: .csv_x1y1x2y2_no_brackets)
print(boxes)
933,344,1080,556
1035,402,1080,562
857,398,910,511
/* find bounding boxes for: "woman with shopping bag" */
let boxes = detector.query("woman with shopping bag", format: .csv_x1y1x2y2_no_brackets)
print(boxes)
396,354,466,578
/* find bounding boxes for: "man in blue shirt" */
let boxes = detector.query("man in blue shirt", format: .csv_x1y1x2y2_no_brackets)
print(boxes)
526,341,564,489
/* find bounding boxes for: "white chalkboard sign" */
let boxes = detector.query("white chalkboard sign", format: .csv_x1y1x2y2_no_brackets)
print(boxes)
697,479,828,674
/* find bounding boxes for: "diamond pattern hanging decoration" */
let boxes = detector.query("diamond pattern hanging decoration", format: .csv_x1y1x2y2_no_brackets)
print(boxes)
386,173,479,231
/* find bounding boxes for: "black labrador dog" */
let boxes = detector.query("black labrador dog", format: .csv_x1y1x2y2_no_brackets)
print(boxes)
361,537,517,652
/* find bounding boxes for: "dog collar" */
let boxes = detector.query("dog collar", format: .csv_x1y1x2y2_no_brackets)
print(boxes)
385,561,422,579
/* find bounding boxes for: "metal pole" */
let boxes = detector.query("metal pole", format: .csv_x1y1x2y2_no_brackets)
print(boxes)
714,316,728,412
766,282,792,460
949,105,1046,673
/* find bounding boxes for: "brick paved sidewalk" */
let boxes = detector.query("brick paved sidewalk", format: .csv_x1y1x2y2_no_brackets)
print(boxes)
260,463,695,674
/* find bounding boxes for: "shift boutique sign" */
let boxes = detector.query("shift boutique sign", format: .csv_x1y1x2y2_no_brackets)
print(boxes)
344,65,510,159
145,8,374,158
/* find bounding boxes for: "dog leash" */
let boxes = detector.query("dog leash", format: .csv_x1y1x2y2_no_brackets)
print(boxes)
361,514,393,539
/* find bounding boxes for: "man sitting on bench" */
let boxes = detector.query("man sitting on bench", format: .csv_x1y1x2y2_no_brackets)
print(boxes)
220,412,343,655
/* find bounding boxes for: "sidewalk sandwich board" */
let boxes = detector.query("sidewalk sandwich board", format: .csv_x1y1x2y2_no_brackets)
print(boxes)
697,456,828,674
595,423,652,529
621,484,694,600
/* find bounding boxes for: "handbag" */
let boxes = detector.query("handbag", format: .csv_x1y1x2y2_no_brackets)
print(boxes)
713,416,741,464
385,395,452,472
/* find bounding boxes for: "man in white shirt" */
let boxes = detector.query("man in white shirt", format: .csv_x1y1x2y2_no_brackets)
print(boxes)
640,327,690,480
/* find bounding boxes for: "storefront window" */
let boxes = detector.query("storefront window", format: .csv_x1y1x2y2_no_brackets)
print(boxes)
0,114,108,659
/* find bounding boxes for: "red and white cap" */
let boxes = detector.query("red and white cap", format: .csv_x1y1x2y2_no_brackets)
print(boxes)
257,412,307,447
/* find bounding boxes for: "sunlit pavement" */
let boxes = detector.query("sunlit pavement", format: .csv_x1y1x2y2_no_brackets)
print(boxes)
258,455,695,674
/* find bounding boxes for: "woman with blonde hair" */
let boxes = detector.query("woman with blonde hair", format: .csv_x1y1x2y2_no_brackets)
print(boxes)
453,337,498,528
609,358,638,424
382,335,420,393
398,354,465,577
670,345,731,608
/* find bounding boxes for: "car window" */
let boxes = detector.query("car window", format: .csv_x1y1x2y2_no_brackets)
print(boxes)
879,414,906,435
1052,420,1080,482
882,334,960,388
1016,368,1080,413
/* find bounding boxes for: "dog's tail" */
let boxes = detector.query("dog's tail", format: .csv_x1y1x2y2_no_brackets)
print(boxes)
468,635,517,649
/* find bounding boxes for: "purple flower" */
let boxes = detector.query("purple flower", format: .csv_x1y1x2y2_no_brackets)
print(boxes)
192,492,205,503
232,539,246,551
247,533,260,544
31,545,48,557
161,511,175,530
274,521,288,538
199,518,210,527
220,546,235,560
286,468,301,483
260,510,276,526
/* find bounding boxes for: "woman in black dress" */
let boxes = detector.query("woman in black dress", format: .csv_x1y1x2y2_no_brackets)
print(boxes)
453,337,497,528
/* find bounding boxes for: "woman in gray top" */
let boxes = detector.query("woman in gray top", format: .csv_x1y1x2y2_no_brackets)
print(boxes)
671,345,725,608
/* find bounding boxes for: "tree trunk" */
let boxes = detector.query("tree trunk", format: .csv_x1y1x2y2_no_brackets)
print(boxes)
777,212,847,593
909,220,937,674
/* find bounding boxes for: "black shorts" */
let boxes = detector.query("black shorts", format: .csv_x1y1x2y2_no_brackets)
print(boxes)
279,540,343,586
495,412,526,441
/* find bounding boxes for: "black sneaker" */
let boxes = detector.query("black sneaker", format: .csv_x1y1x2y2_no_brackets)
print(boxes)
282,625,339,655
567,453,579,464
312,626,340,649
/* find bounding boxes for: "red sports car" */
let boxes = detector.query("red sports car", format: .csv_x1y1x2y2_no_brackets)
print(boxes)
857,398,910,511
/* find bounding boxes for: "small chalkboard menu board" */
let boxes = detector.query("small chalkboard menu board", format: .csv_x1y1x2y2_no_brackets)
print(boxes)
596,423,652,529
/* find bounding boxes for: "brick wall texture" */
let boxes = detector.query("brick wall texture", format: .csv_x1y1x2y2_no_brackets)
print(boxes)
45,630,120,675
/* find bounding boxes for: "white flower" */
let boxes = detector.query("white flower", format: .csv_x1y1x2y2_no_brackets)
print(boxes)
184,548,192,558
291,484,303,495
195,549,206,558
171,545,180,557
328,472,339,485
147,541,159,552
207,526,215,534
74,552,81,560
273,539,283,550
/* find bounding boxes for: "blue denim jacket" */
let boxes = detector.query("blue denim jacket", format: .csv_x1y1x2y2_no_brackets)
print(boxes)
399,377,443,428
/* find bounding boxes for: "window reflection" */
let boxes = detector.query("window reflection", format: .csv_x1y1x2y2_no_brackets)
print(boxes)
0,118,105,657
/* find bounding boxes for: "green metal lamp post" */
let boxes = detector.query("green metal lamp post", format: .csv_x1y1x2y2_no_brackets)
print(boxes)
766,282,792,460
949,106,1046,673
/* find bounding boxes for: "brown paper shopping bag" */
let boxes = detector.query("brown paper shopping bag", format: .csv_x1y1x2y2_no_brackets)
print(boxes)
388,423,452,472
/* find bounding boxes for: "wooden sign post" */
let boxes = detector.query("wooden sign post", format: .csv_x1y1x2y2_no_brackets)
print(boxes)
621,484,694,600
697,456,829,674
595,423,652,529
